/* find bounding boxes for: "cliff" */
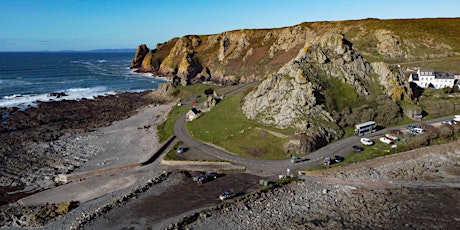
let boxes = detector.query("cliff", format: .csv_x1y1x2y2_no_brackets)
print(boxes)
131,18,460,85
131,17,459,153
242,33,411,149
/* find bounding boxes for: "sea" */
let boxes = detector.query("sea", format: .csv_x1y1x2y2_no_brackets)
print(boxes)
0,52,165,108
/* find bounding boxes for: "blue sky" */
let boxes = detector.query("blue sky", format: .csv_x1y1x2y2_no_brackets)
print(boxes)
0,0,458,51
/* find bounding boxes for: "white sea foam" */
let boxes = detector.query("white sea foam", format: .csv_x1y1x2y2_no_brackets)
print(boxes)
0,86,117,108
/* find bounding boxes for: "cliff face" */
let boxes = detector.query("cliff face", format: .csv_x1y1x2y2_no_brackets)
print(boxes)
131,18,460,85
241,33,411,146
131,18,458,152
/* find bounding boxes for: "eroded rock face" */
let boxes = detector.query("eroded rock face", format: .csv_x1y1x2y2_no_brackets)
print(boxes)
242,33,380,147
371,62,412,101
130,44,149,69
131,18,460,86
375,29,403,59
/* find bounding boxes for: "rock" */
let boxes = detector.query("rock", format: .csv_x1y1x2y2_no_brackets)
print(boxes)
48,92,68,98
375,29,403,59
371,62,412,101
130,44,150,69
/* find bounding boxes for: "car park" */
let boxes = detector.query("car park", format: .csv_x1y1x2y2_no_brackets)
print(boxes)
360,137,374,146
219,190,235,201
352,145,364,152
379,136,393,144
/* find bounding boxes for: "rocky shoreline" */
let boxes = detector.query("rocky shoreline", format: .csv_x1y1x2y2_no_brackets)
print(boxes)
0,91,163,203
173,143,460,229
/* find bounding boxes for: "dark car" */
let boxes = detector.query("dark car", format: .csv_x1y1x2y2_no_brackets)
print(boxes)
408,124,422,129
206,172,218,178
197,175,209,184
352,145,364,152
219,190,235,200
334,156,345,162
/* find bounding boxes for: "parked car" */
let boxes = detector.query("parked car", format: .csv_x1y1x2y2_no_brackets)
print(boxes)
442,120,456,125
219,190,235,201
290,156,299,163
334,155,344,163
177,145,184,153
410,127,424,134
352,145,364,152
324,157,331,166
193,174,206,181
379,137,393,144
206,172,218,179
197,175,209,184
360,138,374,146
385,134,399,141
408,124,422,129
454,115,460,122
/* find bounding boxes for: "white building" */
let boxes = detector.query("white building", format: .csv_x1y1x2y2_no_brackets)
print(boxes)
409,69,459,89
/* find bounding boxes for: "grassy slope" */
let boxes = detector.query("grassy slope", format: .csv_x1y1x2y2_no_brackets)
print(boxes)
339,18,460,71
186,91,292,160
157,84,223,142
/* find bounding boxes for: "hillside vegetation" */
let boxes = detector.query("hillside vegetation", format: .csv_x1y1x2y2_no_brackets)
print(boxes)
140,17,459,155
132,17,460,84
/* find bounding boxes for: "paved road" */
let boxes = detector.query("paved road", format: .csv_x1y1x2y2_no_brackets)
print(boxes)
174,83,457,176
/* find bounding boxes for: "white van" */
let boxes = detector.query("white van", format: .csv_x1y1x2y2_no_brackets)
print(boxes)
454,115,460,122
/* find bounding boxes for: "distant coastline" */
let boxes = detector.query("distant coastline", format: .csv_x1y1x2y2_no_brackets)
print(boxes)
0,48,137,53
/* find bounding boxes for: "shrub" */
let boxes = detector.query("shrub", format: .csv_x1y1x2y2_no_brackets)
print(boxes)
408,135,429,149
438,125,454,139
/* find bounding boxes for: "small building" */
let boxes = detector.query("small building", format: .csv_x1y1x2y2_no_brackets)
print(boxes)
186,108,200,121
409,68,458,89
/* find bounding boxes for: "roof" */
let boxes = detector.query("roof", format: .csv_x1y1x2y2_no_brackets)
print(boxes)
190,108,200,114
419,69,434,75
355,121,376,128
434,72,455,79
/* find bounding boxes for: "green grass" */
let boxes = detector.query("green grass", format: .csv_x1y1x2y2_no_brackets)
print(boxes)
163,141,184,161
157,105,191,142
186,91,292,160
324,77,366,112
157,83,235,142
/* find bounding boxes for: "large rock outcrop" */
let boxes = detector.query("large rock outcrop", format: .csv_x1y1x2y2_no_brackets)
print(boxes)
242,33,411,151
131,18,460,85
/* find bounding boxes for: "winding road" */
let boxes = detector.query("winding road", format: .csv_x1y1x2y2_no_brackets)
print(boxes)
174,84,456,176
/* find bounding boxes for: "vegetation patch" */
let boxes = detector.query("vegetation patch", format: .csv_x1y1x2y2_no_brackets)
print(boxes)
156,83,230,142
163,141,184,161
157,105,191,142
186,91,291,160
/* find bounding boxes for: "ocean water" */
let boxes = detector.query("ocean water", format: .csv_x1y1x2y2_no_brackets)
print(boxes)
0,52,165,108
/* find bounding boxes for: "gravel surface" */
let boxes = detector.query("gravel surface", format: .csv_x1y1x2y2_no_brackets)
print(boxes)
173,142,460,230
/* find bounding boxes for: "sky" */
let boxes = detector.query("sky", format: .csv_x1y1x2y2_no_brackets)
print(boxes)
0,0,458,52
